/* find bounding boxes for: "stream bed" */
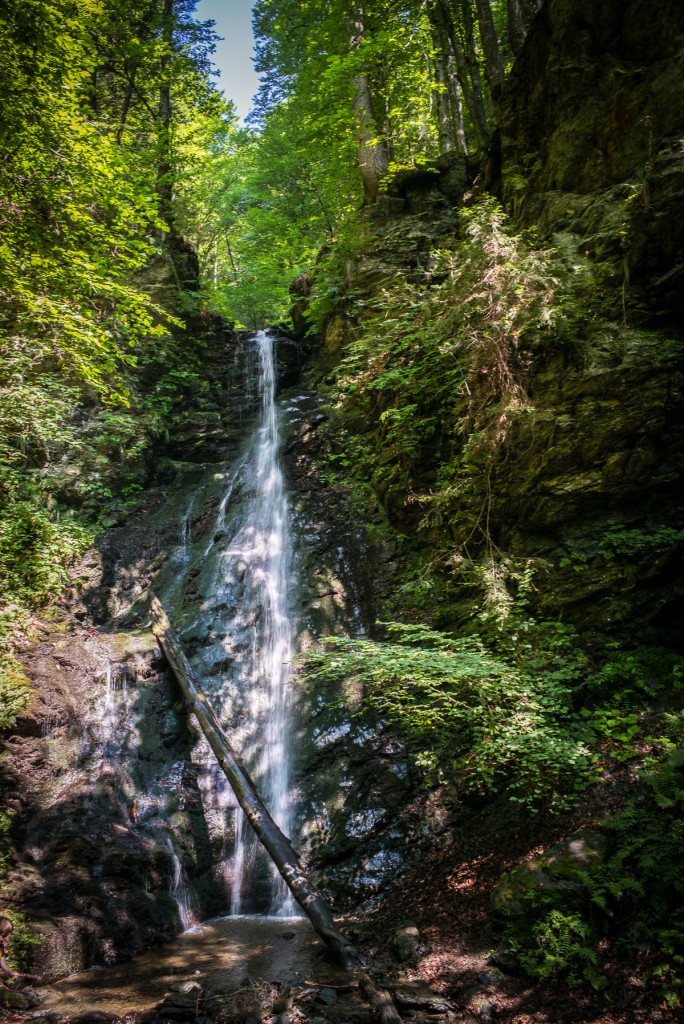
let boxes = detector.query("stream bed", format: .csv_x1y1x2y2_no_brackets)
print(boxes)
37,917,347,1019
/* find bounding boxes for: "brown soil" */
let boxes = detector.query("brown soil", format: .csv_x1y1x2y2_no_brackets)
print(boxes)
356,777,680,1024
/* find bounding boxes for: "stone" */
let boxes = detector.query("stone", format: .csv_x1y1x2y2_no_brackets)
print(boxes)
0,986,32,1010
392,983,453,1013
491,831,609,917
390,922,420,961
172,980,203,995
62,1015,123,1024
317,987,337,1006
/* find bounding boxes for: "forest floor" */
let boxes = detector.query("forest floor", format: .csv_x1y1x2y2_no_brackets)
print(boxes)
358,782,680,1024
1,760,680,1024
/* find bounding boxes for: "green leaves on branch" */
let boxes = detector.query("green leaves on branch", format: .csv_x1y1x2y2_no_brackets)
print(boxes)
302,620,593,811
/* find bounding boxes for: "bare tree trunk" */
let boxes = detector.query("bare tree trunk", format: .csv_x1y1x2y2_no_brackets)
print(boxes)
461,0,490,124
157,0,174,231
429,19,467,158
150,595,403,1023
445,58,468,158
347,4,389,204
430,21,456,155
473,0,504,90
433,0,489,149
150,595,358,966
507,0,527,55
115,66,138,145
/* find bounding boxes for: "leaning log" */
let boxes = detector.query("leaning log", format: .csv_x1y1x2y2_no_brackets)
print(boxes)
150,595,403,1023
149,594,359,968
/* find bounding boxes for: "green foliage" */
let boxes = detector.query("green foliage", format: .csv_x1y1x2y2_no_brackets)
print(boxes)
309,198,580,537
0,808,12,875
502,747,684,1003
0,0,231,699
303,619,593,811
0,908,42,972
0,609,31,732
506,909,603,989
0,502,95,607
600,524,684,559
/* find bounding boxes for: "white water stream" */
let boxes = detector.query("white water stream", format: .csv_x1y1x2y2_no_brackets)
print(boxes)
58,331,297,933
192,330,296,917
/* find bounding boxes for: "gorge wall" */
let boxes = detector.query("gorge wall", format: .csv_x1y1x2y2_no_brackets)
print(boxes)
295,0,684,644
1,0,683,991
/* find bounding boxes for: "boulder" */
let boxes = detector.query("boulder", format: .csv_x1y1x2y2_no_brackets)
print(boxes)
491,831,608,917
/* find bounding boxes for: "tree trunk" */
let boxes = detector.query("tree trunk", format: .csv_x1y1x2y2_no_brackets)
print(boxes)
150,595,403,1023
507,0,527,55
433,0,489,149
474,0,504,91
157,0,174,231
445,53,468,158
429,20,467,158
347,5,389,204
461,0,490,124
115,66,138,145
150,594,358,967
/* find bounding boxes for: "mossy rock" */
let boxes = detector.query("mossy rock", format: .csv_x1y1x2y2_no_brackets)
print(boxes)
492,831,608,918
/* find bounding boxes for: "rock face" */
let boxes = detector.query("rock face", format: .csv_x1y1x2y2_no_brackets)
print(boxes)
487,0,684,631
293,0,684,640
2,623,194,976
498,0,684,318
2,332,429,977
0,329,266,975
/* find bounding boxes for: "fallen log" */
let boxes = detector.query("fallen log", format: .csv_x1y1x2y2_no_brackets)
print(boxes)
150,595,402,1022
150,594,360,967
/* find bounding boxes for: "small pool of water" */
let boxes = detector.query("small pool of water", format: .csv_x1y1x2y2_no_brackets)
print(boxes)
38,916,346,1018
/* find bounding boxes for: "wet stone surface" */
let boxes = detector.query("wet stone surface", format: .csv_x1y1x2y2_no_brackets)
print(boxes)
5,334,433,982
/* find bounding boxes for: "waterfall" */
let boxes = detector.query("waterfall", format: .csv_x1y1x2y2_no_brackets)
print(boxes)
230,329,294,915
166,838,196,931
188,330,296,917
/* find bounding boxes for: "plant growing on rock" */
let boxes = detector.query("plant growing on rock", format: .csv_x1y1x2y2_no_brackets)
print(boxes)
303,620,594,811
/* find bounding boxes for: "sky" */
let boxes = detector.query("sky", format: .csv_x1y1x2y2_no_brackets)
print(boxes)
194,0,259,122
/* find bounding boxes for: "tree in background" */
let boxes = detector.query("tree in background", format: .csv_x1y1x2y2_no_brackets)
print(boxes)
196,0,534,326
0,0,226,611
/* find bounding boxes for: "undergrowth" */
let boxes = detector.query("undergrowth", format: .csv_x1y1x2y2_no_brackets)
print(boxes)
500,745,684,1005
303,618,595,812
308,197,588,527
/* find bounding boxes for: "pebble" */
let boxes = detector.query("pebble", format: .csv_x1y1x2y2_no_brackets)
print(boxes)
318,986,337,1005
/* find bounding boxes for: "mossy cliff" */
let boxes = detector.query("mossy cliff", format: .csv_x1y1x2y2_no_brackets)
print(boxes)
293,0,684,643
281,2,684,999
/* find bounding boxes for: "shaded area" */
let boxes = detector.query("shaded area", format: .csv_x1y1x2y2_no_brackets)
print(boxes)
37,916,343,1019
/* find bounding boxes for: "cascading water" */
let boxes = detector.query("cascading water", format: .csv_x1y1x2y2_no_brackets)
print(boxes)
66,331,298,931
166,838,197,931
182,330,296,917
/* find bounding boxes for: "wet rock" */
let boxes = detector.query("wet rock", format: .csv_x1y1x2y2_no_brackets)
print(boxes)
156,989,203,1022
63,1014,123,1024
317,987,337,1006
390,922,420,961
392,983,452,1014
171,980,203,995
